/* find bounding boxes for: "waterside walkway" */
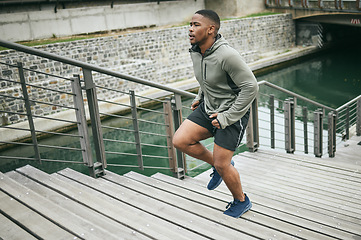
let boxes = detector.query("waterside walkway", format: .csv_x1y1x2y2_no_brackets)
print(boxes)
1,135,360,240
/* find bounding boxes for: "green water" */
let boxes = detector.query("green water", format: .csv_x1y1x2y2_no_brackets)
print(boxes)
1,44,360,176
258,45,361,109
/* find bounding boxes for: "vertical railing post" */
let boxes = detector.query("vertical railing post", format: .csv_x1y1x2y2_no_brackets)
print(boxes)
328,111,337,158
357,98,361,136
172,94,186,179
246,98,259,152
288,0,294,7
318,0,324,9
269,94,275,149
71,75,94,167
163,97,180,178
284,98,295,154
17,62,41,164
345,105,350,140
129,90,144,171
314,109,323,158
303,107,309,154
83,68,106,177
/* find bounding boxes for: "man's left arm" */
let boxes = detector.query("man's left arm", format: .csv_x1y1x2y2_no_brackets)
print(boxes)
216,52,259,129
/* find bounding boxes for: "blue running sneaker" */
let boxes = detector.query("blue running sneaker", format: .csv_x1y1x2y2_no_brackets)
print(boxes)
207,160,234,190
223,194,252,218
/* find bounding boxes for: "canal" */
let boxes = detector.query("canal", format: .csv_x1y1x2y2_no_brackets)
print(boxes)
0,43,360,177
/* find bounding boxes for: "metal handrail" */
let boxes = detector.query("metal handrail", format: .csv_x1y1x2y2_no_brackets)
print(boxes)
258,80,336,111
0,39,196,99
336,95,361,111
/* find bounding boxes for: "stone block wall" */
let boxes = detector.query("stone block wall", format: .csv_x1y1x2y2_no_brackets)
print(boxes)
0,13,295,125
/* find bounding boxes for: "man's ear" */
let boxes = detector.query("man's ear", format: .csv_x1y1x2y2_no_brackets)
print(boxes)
208,25,216,35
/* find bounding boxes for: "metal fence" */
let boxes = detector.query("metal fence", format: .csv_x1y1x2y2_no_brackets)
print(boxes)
265,0,361,11
1,39,360,179
0,39,194,179
249,81,361,158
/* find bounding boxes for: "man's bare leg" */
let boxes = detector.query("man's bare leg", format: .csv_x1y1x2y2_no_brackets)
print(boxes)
213,144,245,201
173,119,214,165
173,120,245,201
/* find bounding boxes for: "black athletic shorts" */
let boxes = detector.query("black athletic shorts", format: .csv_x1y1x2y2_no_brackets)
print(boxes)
187,102,250,151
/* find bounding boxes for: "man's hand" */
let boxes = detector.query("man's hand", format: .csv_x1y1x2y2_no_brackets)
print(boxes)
209,113,221,129
191,100,200,111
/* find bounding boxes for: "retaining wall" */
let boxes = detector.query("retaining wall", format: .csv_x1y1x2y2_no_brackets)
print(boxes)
0,13,296,126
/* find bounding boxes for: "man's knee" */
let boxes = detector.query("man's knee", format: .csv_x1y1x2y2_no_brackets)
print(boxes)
214,161,232,174
172,135,182,149
172,134,195,151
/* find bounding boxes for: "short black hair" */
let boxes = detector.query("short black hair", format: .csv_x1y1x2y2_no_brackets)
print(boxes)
195,9,220,32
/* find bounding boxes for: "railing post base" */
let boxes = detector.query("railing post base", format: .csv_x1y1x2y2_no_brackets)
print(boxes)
246,98,259,152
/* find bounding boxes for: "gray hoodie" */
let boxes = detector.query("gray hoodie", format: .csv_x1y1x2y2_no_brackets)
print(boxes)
189,35,259,129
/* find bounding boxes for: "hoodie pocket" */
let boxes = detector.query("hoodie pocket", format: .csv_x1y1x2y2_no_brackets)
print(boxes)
204,63,207,80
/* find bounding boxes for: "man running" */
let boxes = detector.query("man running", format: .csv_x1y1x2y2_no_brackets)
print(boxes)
173,9,258,218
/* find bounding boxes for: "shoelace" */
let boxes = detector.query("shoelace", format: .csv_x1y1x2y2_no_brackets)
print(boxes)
226,201,236,210
209,167,216,177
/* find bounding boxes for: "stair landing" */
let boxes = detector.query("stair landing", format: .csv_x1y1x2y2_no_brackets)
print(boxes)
1,147,361,239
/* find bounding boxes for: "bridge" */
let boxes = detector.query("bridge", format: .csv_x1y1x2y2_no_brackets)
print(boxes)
266,0,361,26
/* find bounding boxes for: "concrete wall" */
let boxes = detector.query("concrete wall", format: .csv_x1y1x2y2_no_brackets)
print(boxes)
205,0,265,18
0,0,204,42
0,14,296,126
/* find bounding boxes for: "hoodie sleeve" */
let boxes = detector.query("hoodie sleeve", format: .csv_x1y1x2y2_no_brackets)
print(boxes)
216,50,258,129
193,88,203,105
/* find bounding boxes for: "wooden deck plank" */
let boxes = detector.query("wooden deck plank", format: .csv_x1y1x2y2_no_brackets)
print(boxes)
240,150,361,182
102,171,259,240
5,171,150,240
191,150,361,237
57,168,246,240
243,151,361,183
234,154,361,196
105,173,280,239
234,155,361,209
119,171,303,240
0,190,76,240
329,136,361,167
192,171,361,238
152,173,349,240
233,161,361,219
195,168,361,224
0,170,113,240
16,165,200,240
0,212,38,240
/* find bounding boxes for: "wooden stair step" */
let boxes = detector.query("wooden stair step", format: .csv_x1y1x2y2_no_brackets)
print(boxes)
0,169,106,240
0,191,63,240
234,154,361,197
5,170,148,240
57,167,244,240
118,171,299,240
152,172,347,240
16,165,196,240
